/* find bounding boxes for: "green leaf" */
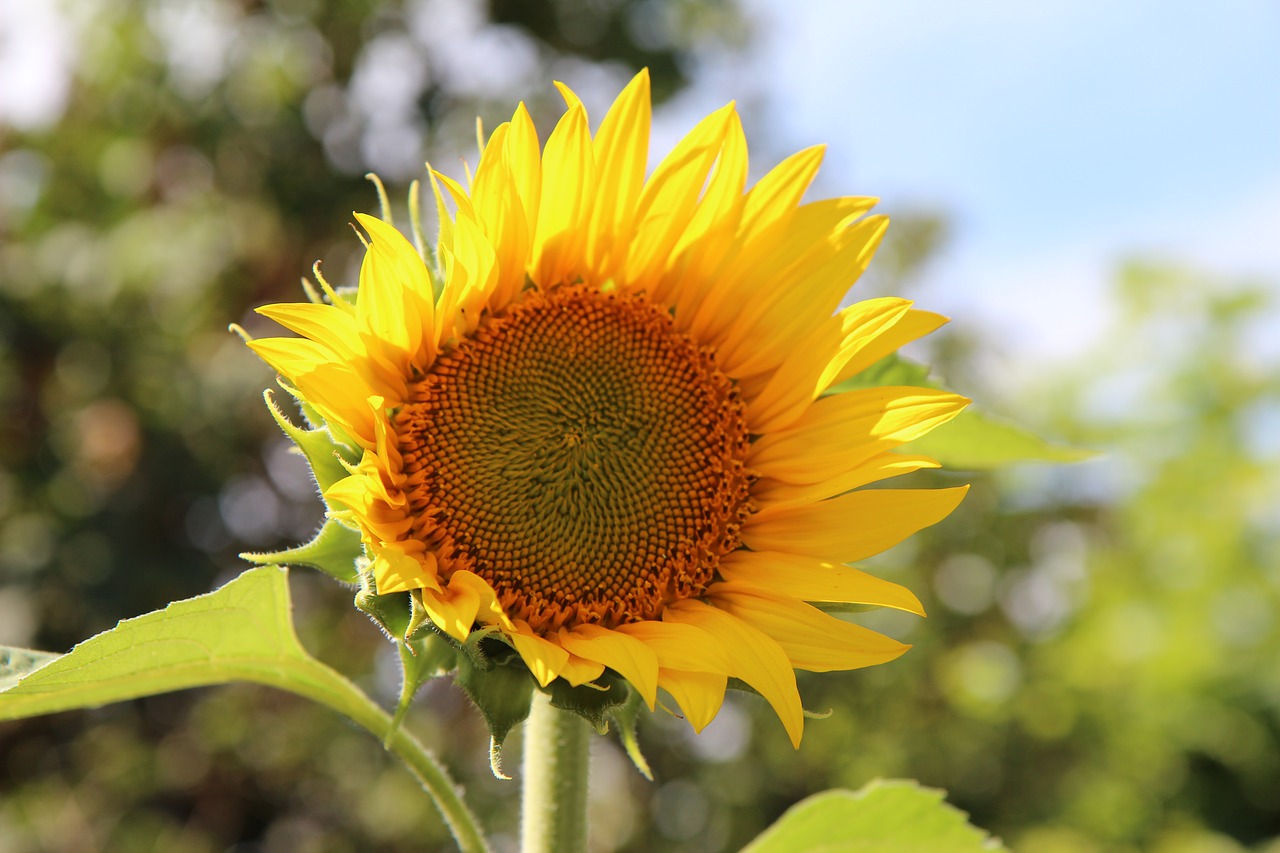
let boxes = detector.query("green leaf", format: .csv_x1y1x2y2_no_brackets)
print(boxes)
832,353,933,392
907,408,1095,469
0,566,492,853
0,566,330,719
241,516,363,583
837,354,1094,469
742,780,1007,853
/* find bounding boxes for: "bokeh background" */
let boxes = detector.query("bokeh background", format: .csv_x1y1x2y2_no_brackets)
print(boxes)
2,1,1278,851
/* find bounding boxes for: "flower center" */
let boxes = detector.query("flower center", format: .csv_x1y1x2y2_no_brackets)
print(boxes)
396,286,754,632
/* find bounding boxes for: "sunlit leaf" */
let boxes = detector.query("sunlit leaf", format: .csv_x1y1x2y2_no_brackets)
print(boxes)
742,779,1007,853
907,408,1095,468
838,354,1093,469
1,566,353,721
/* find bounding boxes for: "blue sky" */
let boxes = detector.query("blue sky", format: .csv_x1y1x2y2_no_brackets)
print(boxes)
655,0,1280,369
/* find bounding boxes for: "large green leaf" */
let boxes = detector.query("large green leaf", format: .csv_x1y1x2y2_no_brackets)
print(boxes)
908,408,1096,469
0,566,491,853
742,780,1006,853
838,354,1093,469
0,566,336,720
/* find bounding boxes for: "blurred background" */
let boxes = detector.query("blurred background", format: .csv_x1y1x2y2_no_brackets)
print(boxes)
1,0,1278,851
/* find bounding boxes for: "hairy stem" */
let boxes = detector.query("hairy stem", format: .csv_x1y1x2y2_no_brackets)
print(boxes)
520,691,591,853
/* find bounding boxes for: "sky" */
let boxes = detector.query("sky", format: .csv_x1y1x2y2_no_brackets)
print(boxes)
656,0,1280,371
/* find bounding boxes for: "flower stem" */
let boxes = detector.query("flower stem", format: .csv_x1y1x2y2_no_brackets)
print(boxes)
521,690,591,853
275,666,492,853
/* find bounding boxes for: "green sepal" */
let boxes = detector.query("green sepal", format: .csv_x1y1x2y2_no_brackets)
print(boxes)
354,570,413,640
240,517,363,584
546,670,630,734
389,630,459,740
455,652,535,779
607,689,653,780
263,389,360,491
726,677,831,723
356,584,462,741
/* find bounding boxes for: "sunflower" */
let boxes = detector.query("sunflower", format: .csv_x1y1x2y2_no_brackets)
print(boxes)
248,70,968,747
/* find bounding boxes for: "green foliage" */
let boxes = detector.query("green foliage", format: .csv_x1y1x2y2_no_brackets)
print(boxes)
0,566,491,853
0,566,362,721
909,408,1095,468
840,353,1093,469
743,780,1006,853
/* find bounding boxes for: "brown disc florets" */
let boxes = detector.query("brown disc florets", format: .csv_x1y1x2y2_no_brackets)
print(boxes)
395,286,755,631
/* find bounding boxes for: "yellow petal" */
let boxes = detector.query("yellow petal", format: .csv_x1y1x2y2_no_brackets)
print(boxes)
418,571,486,642
671,109,747,261
665,600,804,747
743,315,843,433
247,338,379,447
247,336,334,382
353,213,437,375
559,624,659,708
615,620,731,674
833,308,950,387
254,302,360,359
754,452,941,508
532,103,594,288
505,102,542,242
469,122,531,310
717,214,889,377
682,196,877,348
443,212,499,334
749,386,970,484
738,144,827,241
657,669,727,733
709,584,911,672
741,485,970,562
254,303,410,402
429,171,477,221
716,552,925,615
625,102,736,290
586,69,651,279
427,168,456,256
509,624,570,687
371,544,440,595
553,650,607,687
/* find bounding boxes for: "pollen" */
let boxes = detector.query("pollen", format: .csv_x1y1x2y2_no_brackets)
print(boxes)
397,286,755,631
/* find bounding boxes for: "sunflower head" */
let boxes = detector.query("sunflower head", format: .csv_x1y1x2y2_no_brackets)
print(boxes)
246,70,969,754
